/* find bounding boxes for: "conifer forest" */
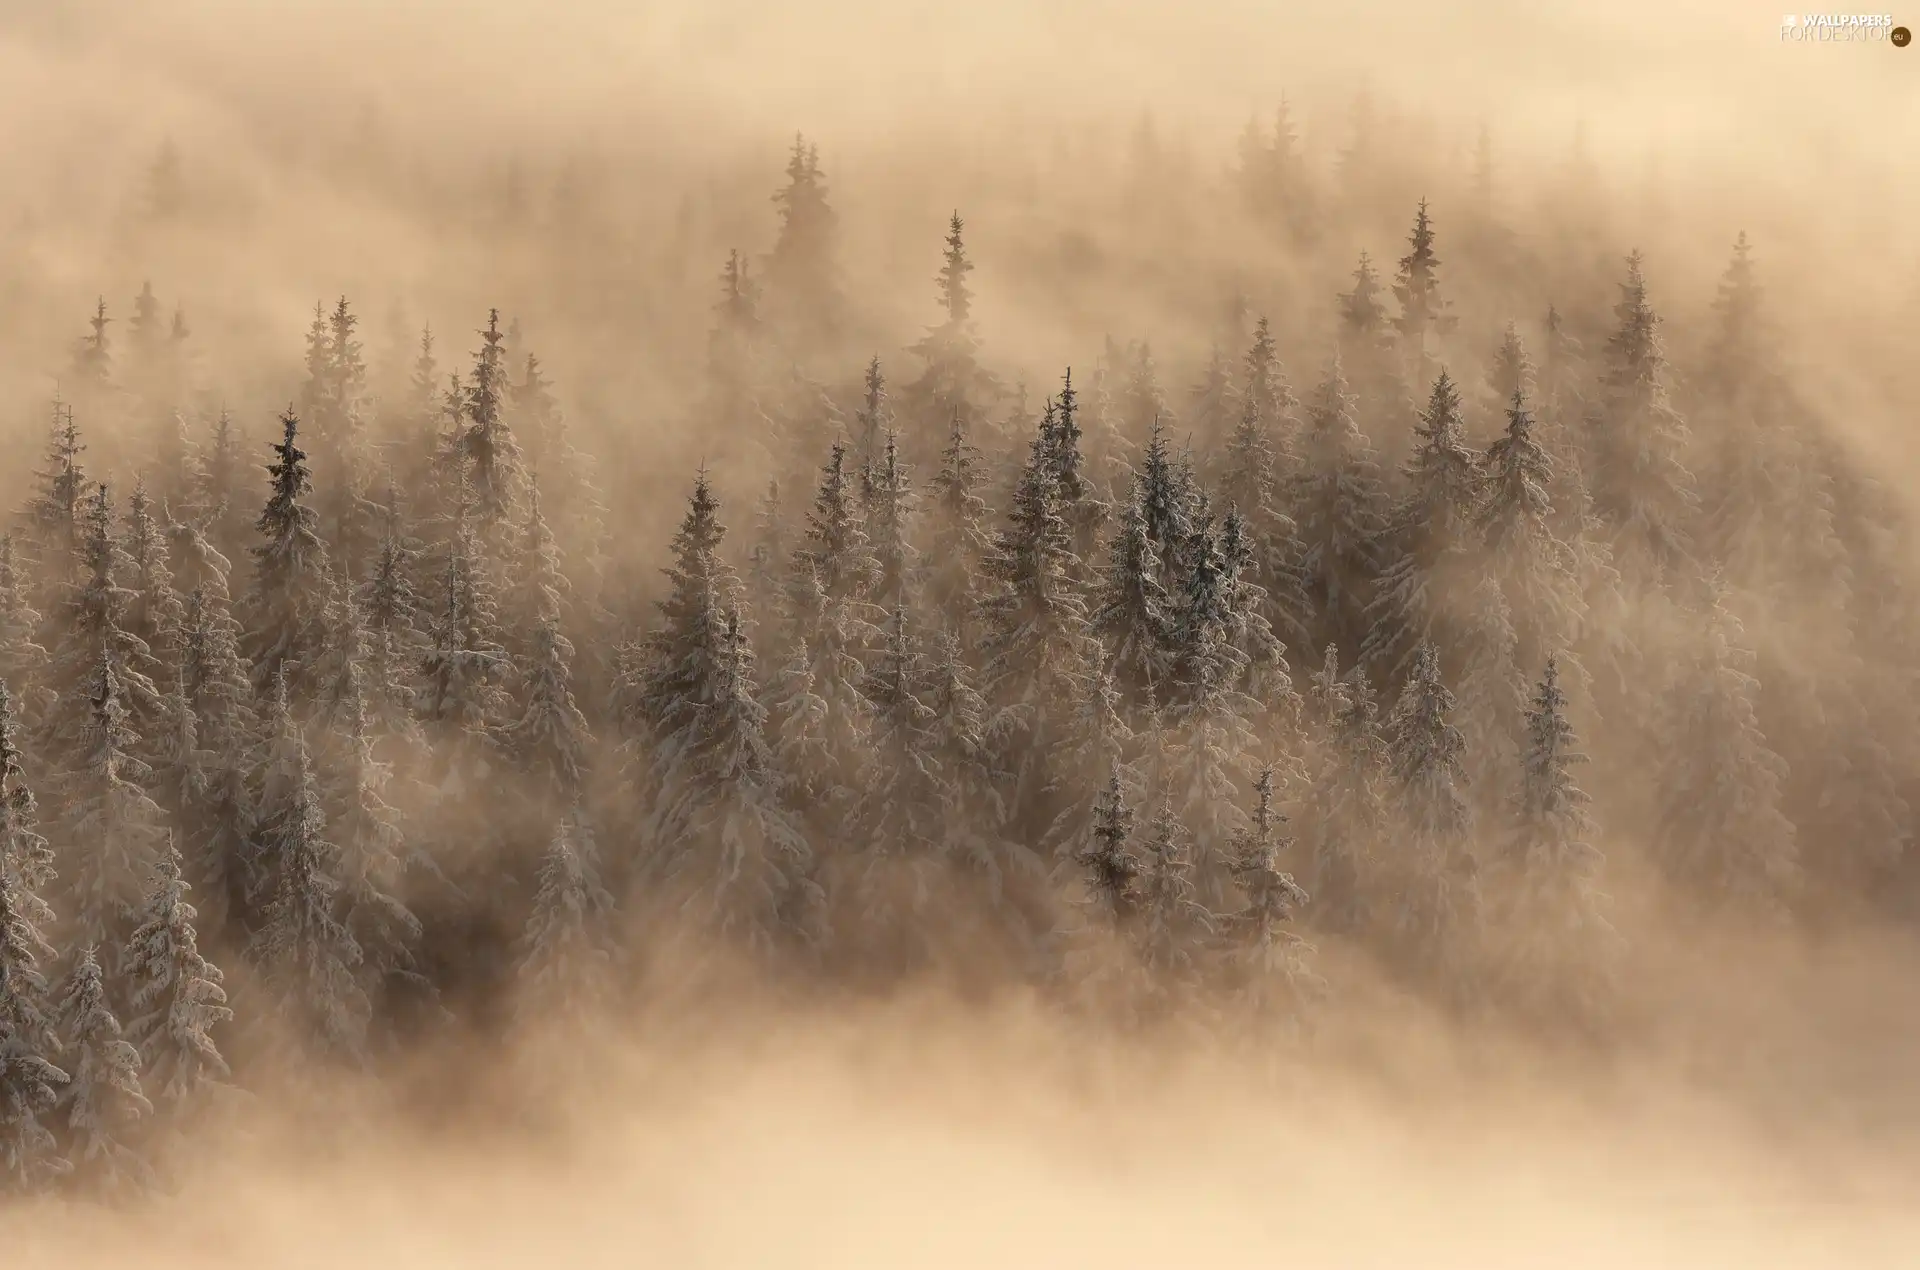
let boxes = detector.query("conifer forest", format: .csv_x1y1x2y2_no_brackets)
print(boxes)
2,1,1919,1260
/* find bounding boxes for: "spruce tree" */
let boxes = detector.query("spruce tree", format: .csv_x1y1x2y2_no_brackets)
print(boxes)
52,948,153,1194
1220,394,1313,654
1089,491,1173,708
764,135,843,351
0,539,49,721
1225,769,1320,1022
868,431,915,615
1498,658,1617,1025
460,309,526,538
655,607,821,960
249,730,368,1062
516,809,616,1025
1289,354,1389,661
924,414,995,645
1391,199,1457,389
0,846,67,1191
906,212,1001,442
1362,369,1482,685
1588,251,1698,583
28,400,87,594
124,477,186,672
1651,586,1797,909
246,409,335,701
1383,642,1478,983
1296,647,1384,935
1480,390,1584,674
846,607,943,960
55,647,169,979
40,483,166,770
977,414,1096,824
124,845,231,1107
1134,798,1214,993
325,651,424,1018
0,685,53,891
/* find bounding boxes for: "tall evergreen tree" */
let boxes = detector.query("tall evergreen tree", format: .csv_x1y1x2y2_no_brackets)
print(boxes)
245,409,335,701
1391,199,1458,389
1383,642,1478,984
516,809,616,1026
249,730,368,1063
1651,587,1797,910
1290,354,1389,659
977,414,1096,824
54,648,169,980
0,841,67,1191
924,414,995,645
52,948,152,1194
1225,769,1319,1022
124,845,231,1107
1362,369,1483,684
1588,252,1698,583
1497,658,1617,1026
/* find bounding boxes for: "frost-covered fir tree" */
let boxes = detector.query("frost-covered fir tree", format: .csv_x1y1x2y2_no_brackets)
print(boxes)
1187,343,1240,457
653,606,822,961
1479,390,1583,675
357,483,426,735
1452,571,1527,803
249,729,368,1062
0,539,48,718
764,135,844,353
1133,799,1215,996
1362,369,1483,685
1134,417,1191,589
0,685,53,892
460,309,527,539
1587,251,1698,584
0,847,67,1191
28,400,88,589
905,212,1002,443
419,478,511,788
177,587,256,940
196,409,252,560
52,948,152,1194
516,809,615,1026
1225,769,1320,1024
325,654,424,1017
1296,647,1384,934
1045,371,1106,569
846,606,944,964
1391,199,1458,389
1383,642,1479,985
978,412,1097,823
1077,769,1140,924
924,413,996,645
40,483,166,771
1484,322,1536,427
1040,655,1138,876
744,478,788,624
124,845,231,1107
1290,354,1388,659
1220,394,1312,655
796,441,879,605
124,477,186,673
1089,491,1173,708
245,409,336,700
867,431,916,615
1497,658,1617,1026
1651,586,1797,911
54,648,169,980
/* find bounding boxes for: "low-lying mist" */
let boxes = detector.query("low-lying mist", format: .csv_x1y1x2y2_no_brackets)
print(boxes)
1,0,1919,1262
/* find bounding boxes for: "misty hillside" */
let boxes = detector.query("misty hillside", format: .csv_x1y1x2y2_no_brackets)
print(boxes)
0,6,1919,1245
